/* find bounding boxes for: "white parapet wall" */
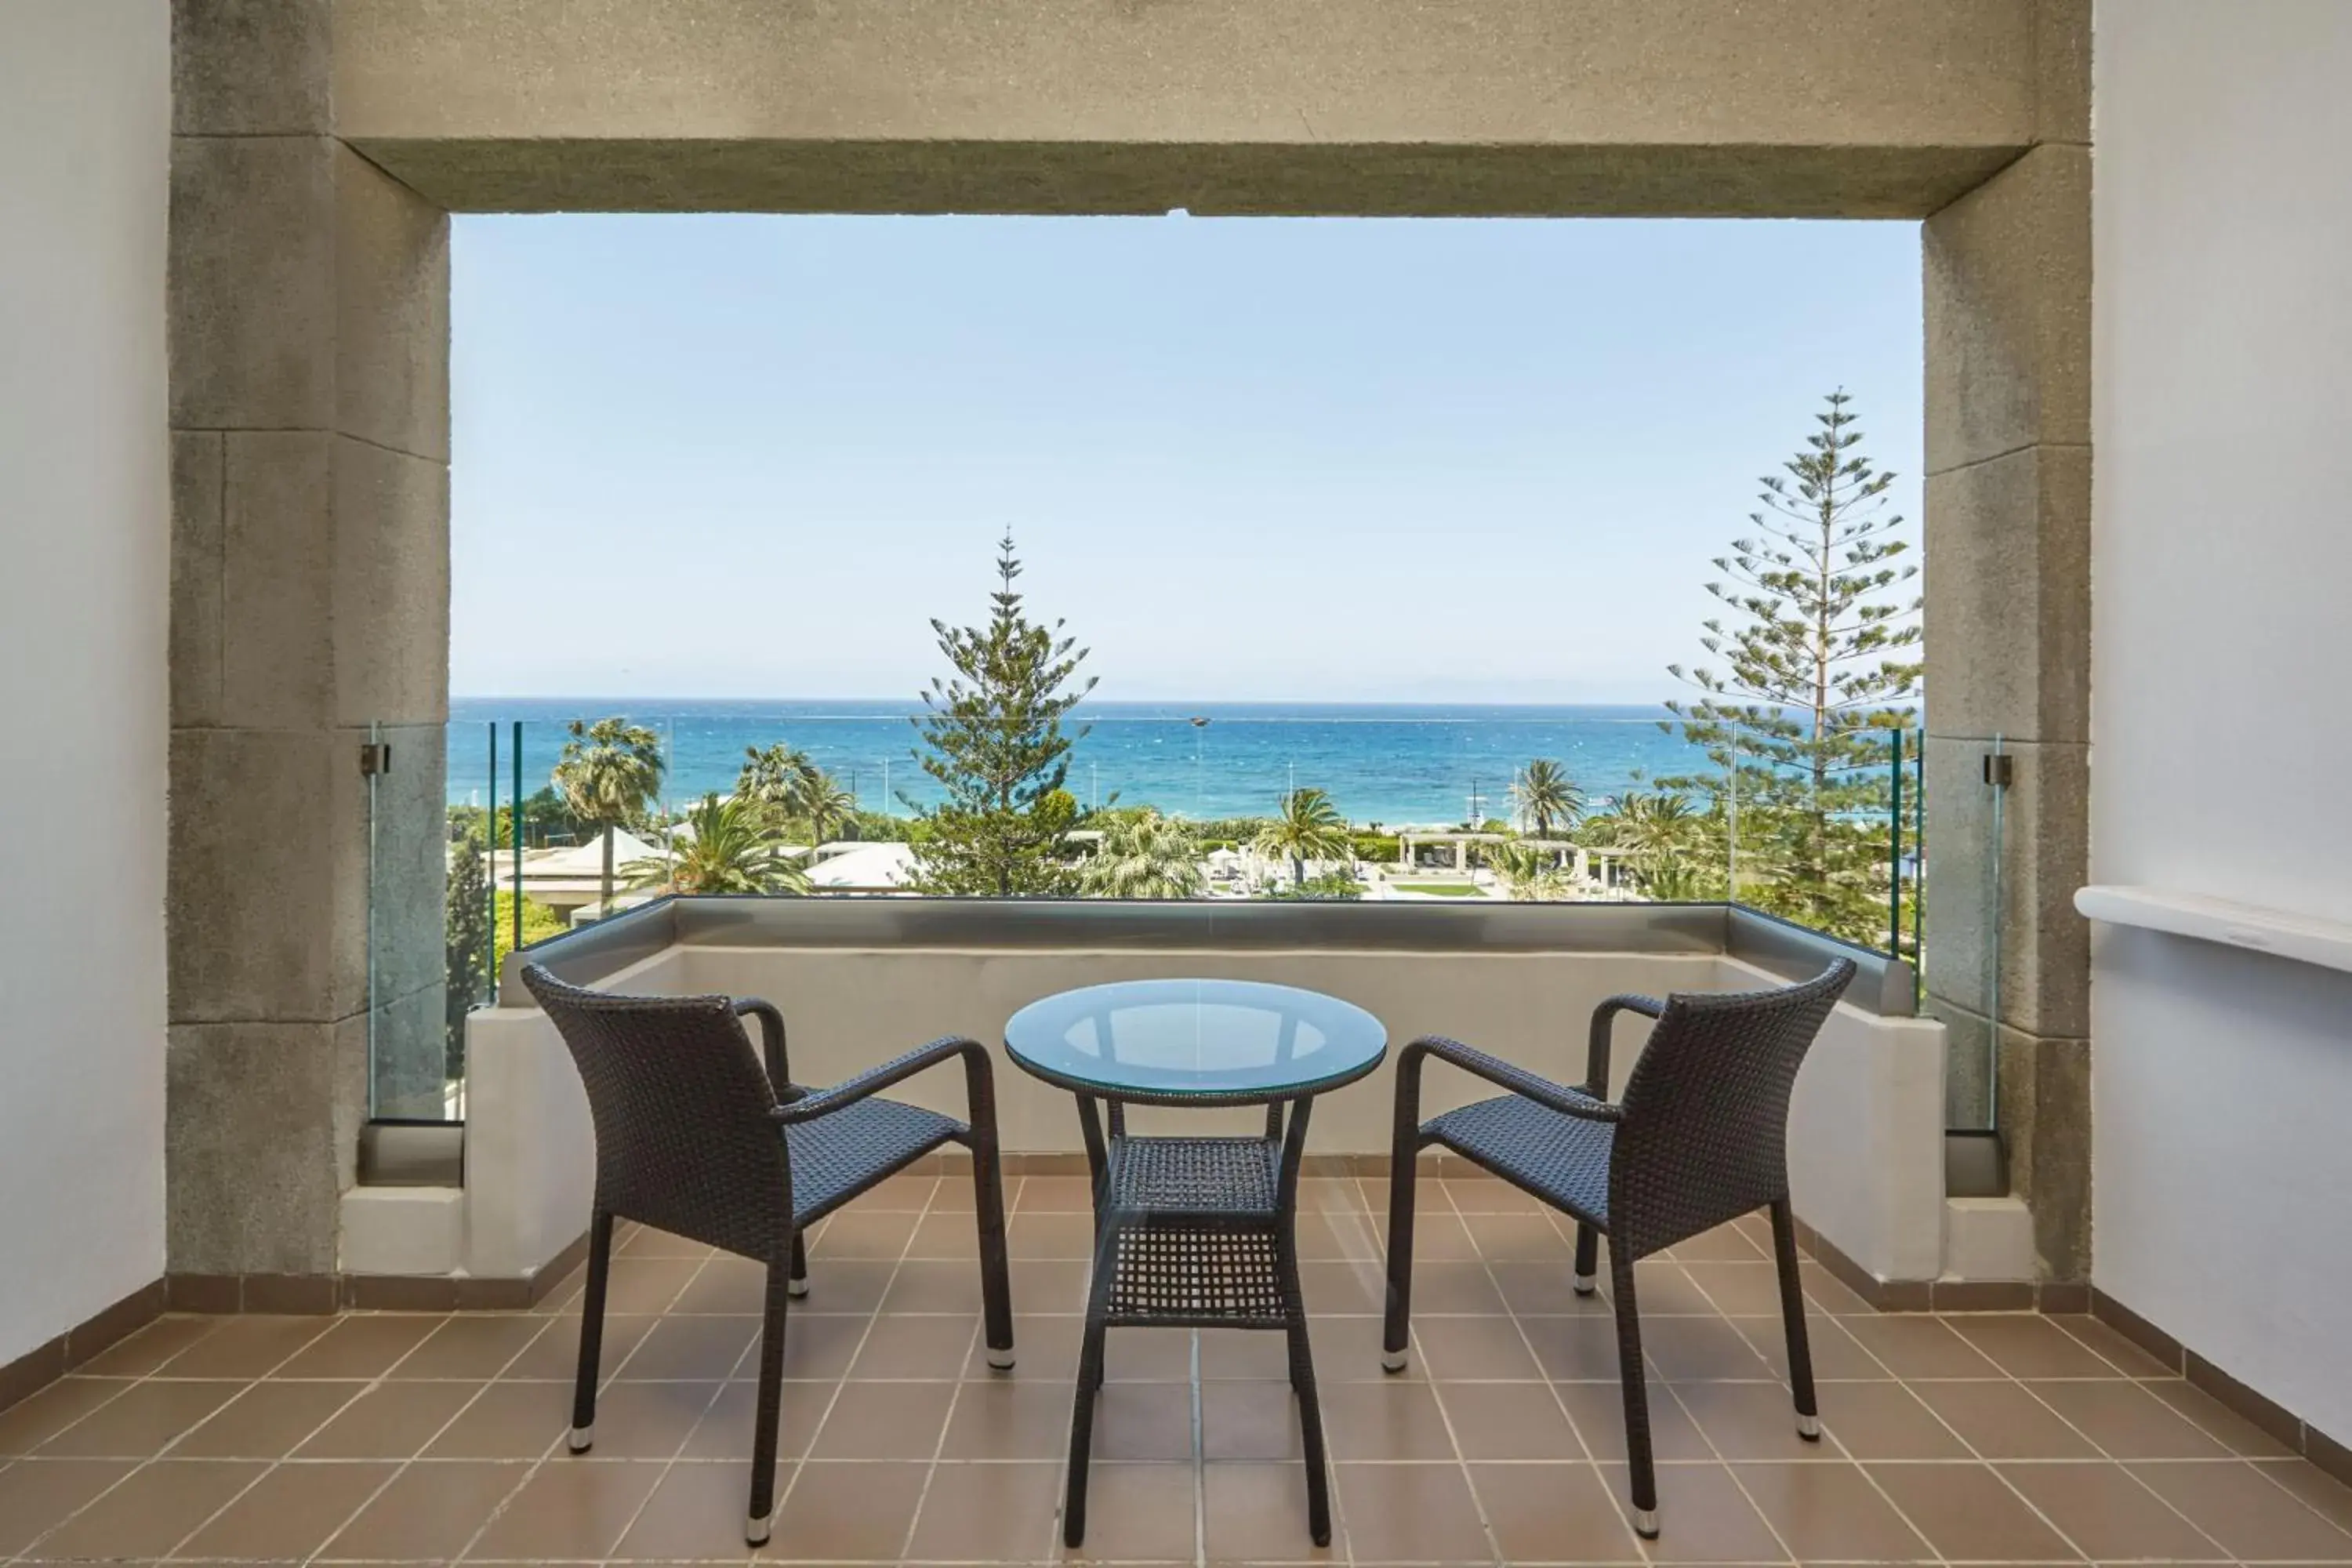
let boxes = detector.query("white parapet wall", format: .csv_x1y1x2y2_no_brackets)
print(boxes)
458,938,1950,1291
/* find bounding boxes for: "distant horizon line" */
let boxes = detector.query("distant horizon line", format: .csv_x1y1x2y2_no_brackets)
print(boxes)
448,695,1690,707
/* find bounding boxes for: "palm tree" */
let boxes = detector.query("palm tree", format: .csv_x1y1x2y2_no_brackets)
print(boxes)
1509,759,1584,840
1254,787,1352,887
1077,810,1205,900
553,717,666,918
1611,790,1708,891
791,772,859,848
1483,839,1570,902
737,742,818,822
626,793,811,896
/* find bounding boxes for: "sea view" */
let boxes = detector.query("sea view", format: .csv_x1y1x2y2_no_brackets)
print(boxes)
446,699,1720,827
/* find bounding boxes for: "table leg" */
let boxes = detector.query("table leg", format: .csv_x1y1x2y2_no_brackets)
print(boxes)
1275,1095,1331,1545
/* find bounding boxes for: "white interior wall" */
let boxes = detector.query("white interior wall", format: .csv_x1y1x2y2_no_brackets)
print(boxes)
2091,0,2352,1441
0,2,172,1363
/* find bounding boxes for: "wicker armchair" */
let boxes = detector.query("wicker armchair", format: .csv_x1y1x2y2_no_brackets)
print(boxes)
522,964,1014,1545
1381,960,1855,1538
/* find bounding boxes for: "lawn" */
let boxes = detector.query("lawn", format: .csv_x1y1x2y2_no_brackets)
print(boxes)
1391,882,1487,898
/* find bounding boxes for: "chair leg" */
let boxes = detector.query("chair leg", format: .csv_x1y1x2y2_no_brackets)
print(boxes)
1610,1249,1660,1538
787,1232,809,1299
1064,1227,1119,1547
1573,1222,1600,1296
1285,1291,1334,1544
568,1208,613,1452
1769,1198,1820,1439
970,1138,1016,1371
745,1245,793,1546
1381,1132,1420,1373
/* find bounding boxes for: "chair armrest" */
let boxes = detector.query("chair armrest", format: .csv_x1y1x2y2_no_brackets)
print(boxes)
733,998,796,1098
1399,1035,1623,1123
1584,993,1664,1098
771,1035,993,1127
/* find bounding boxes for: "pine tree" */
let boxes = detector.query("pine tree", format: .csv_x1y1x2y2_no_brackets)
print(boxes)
1664,390,1921,942
444,824,492,1083
911,535,1098,895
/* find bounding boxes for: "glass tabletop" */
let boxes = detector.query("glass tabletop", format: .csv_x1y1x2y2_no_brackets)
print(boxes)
1002,978,1388,1104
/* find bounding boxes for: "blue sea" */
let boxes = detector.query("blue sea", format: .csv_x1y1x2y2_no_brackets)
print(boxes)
445,699,1721,828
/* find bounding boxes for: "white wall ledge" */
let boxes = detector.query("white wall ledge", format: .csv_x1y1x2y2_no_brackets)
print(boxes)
2075,885,2352,975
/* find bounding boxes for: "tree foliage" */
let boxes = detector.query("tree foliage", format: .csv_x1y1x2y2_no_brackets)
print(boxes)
1662,390,1920,944
1253,787,1354,887
911,535,1098,895
1077,809,1206,900
627,793,811,896
1508,759,1584,840
553,717,666,916
444,823,492,1082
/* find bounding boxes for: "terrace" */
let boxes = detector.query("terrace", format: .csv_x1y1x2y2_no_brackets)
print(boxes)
9,2,2352,1565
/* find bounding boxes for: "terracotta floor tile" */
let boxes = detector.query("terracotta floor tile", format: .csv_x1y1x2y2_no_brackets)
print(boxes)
1007,1210,1097,1260
881,1260,986,1315
1997,1461,2230,1561
2045,1313,2178,1377
1412,1259,1513,1315
0,1377,132,1457
394,1314,550,1379
2255,1457,2352,1534
1555,1377,1716,1462
1299,1260,1390,1315
1090,1378,1197,1461
905,1458,1063,1561
1205,1461,1333,1563
321,1459,530,1559
1201,1379,1305,1460
1311,1313,1421,1379
1470,1461,1646,1563
173,1457,397,1560
1399,1211,1482,1262
2126,1460,2352,1562
1671,1378,1831,1461
295,1377,482,1458
1911,1378,2104,1459
0,1457,137,1555
1016,1174,1097,1211
34,1378,245,1458
1797,1260,1876,1316
808,1377,956,1458
600,1256,708,1314
2027,1377,2236,1458
810,1209,919,1261
768,1458,928,1561
464,1456,667,1560
608,1459,771,1560
847,1311,977,1379
1622,1261,1721,1316
1443,1174,1546,1214
158,1314,333,1378
1336,1461,1490,1563
859,1171,940,1210
791,1258,896,1316
1640,1316,1777,1381
1297,1207,1385,1261
615,1312,760,1381
1950,1313,2126,1378
584,1377,726,1459
1839,1312,2005,1378
667,1254,768,1315
1490,1260,1615,1318
617,1222,713,1258
1465,1210,1573,1260
32,1457,267,1561
274,1314,443,1378
1416,1312,1544,1380
1523,1312,1628,1381
171,1377,366,1457
1068,1461,1198,1562
1007,1258,1093,1314
1678,1261,1790,1317
1105,1326,1198,1381
1813,1380,1973,1461
1595,1461,1782,1563
970,1312,1081,1381
503,1311,656,1380
907,1210,984,1260
73,1316,220,1377
940,1377,1077,1459
2147,1377,2303,1457
1669,1223,1769,1263
1864,1461,2082,1562
680,1375,836,1461
1730,1460,1936,1562
1439,1380,1580,1460
424,1379,568,1459
1728,1312,1888,1381
1321,1379,1459,1461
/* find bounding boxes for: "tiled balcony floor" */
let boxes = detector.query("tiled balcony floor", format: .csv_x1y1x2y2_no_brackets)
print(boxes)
4,1167,2350,1566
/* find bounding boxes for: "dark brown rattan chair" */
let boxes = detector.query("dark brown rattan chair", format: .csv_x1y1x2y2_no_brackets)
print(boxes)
1381,959,1855,1539
522,964,1014,1545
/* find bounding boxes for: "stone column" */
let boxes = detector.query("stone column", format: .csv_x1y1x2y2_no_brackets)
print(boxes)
1922,106,2092,1279
168,0,450,1298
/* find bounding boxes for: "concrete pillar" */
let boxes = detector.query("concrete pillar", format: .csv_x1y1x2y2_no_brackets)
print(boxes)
1922,116,2092,1279
168,0,450,1294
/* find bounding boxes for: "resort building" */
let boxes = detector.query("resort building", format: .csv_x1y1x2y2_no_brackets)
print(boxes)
5,2,2351,1560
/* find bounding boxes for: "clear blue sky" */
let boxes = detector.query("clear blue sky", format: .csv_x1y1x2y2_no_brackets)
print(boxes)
451,215,1922,703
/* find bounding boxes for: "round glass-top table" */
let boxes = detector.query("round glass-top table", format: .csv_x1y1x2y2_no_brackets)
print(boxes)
1003,978,1388,1548
1003,977,1388,1105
